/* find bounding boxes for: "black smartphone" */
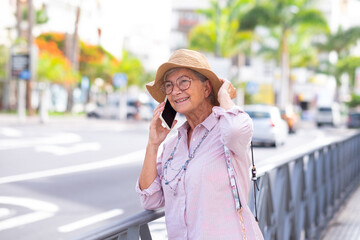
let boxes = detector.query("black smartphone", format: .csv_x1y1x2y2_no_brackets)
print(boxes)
159,96,177,130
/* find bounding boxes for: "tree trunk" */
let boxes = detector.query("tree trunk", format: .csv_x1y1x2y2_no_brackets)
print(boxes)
71,6,81,71
279,29,290,109
65,5,81,113
66,86,73,113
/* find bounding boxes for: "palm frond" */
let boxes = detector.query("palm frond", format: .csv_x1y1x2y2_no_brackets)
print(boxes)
291,9,329,32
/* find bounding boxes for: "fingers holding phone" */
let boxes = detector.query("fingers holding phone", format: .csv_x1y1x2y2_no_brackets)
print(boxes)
159,96,177,130
148,98,177,146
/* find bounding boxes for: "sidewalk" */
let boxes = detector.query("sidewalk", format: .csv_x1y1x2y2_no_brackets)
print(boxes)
321,184,360,240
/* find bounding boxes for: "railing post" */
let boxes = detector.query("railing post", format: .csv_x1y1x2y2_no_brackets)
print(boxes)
126,226,139,240
290,158,305,240
256,173,275,240
139,224,152,240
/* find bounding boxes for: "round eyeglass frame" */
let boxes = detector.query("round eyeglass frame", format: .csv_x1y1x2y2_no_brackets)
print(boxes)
160,77,192,95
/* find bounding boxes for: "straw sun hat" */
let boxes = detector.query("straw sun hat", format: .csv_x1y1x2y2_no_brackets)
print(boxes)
146,49,236,106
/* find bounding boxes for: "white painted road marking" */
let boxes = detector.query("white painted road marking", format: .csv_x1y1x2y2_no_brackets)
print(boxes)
0,197,59,231
0,208,11,218
0,127,23,137
0,149,145,184
0,133,82,150
58,209,124,233
35,142,101,155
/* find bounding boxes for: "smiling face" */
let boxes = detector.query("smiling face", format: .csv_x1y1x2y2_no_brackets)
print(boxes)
163,68,213,117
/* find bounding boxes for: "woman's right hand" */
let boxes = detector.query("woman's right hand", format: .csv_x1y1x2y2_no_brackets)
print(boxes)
148,102,177,147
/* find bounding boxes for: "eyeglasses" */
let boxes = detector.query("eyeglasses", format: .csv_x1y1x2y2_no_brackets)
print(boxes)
160,77,192,95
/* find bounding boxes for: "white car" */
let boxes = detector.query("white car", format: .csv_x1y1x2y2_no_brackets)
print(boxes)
316,103,341,127
244,105,289,147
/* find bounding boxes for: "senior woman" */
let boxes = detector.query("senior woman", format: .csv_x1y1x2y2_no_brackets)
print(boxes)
136,49,264,240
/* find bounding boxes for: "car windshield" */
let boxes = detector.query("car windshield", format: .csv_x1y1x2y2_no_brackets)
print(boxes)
350,113,360,117
318,107,332,112
247,111,271,119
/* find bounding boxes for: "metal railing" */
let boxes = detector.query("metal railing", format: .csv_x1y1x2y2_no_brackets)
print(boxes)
75,131,360,240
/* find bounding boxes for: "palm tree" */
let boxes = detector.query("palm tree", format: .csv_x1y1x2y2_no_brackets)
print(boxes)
257,26,320,69
314,26,360,100
316,26,360,59
335,56,360,93
188,0,254,58
240,0,328,108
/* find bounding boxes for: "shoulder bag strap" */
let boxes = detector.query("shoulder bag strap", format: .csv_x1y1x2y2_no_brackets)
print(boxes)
224,142,259,222
224,145,247,239
250,141,259,222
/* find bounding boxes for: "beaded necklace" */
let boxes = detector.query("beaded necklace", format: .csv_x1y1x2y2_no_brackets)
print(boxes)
161,128,210,195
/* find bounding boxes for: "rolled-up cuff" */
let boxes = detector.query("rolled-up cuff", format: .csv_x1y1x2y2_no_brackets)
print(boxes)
135,177,162,196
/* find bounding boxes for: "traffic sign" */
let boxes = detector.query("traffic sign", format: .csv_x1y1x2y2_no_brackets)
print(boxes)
11,54,30,79
113,73,127,88
246,82,259,94
18,70,31,80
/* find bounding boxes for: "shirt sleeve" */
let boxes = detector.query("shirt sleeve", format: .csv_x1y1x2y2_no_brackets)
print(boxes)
213,105,253,156
135,150,165,210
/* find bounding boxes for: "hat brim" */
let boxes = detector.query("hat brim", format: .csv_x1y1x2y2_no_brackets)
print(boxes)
146,62,222,106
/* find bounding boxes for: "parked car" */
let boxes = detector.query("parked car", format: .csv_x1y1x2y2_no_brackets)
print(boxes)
244,105,289,147
86,99,154,120
126,99,153,120
315,104,341,127
347,111,360,128
86,101,120,119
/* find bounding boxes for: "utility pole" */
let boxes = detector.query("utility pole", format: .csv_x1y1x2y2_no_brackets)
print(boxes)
16,0,22,39
27,0,35,115
15,0,26,122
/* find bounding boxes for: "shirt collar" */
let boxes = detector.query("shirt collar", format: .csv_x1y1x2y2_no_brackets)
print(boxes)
177,110,218,136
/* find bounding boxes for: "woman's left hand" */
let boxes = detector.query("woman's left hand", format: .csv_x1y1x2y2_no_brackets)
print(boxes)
218,78,236,110
218,78,237,100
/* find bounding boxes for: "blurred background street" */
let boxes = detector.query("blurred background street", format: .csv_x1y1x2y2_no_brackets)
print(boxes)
1,0,360,239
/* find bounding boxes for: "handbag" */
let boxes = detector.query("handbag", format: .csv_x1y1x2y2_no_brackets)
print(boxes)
224,142,259,240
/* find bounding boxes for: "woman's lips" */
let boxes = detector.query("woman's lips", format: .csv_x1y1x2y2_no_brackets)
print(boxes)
174,97,189,103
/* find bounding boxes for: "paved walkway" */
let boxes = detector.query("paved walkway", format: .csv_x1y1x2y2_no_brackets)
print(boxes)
321,184,360,240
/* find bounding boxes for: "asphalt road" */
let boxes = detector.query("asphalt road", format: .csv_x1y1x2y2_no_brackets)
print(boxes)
0,115,356,240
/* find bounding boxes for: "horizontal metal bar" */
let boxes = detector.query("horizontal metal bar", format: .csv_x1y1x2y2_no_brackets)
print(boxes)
73,210,164,240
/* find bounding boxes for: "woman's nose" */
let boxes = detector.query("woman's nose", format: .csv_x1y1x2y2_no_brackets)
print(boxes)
171,84,182,95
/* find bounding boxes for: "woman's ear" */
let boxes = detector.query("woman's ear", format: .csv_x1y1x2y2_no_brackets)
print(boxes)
204,80,212,98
